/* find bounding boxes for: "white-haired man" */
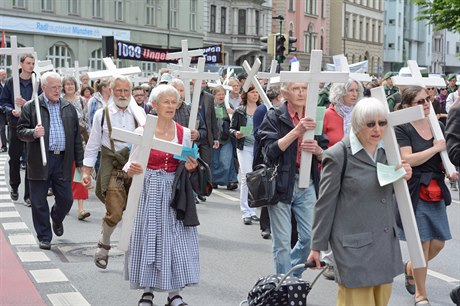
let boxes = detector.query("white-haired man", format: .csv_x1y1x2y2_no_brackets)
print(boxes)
17,71,84,250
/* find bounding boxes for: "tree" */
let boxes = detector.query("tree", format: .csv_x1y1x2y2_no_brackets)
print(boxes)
413,0,460,33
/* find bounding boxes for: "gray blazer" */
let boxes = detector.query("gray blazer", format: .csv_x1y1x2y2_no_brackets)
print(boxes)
311,137,403,288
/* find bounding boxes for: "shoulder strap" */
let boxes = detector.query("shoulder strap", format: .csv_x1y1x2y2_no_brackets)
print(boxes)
102,106,116,151
340,141,347,184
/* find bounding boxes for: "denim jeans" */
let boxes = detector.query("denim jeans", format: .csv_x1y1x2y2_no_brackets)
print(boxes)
237,145,256,218
211,141,233,186
268,175,316,277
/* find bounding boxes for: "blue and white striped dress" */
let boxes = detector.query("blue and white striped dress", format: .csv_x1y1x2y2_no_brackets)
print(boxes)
128,126,200,291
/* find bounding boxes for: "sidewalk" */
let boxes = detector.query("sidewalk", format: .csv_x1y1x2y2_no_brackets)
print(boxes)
0,229,46,306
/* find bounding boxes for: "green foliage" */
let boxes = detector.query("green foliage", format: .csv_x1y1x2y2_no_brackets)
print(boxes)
413,0,460,33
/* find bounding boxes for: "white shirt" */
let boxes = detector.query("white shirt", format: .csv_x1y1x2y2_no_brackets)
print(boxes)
83,103,137,167
446,91,459,113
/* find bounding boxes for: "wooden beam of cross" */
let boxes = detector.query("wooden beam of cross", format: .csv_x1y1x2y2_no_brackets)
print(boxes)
129,75,150,86
242,59,273,109
280,50,349,187
335,54,372,82
268,61,300,86
34,59,54,78
112,114,183,251
168,60,197,104
371,86,426,268
166,40,204,69
179,57,219,130
207,78,232,110
392,60,456,175
0,36,35,112
87,57,146,126
31,74,47,166
257,60,279,90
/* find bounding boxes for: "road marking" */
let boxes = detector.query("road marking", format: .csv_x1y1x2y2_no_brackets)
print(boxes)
17,252,50,262
30,269,69,283
0,211,20,218
212,189,239,202
428,269,459,283
2,222,28,230
47,292,90,306
8,233,36,245
452,199,459,204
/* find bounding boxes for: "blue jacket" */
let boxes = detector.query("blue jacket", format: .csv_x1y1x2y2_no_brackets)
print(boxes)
0,71,42,127
258,101,328,202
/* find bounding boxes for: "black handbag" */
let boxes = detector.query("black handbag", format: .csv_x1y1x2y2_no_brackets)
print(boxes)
246,164,279,208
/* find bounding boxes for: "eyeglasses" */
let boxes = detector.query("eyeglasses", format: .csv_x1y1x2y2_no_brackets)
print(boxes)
48,85,62,91
414,96,431,105
291,86,308,94
133,94,145,97
366,120,388,128
159,99,178,106
440,88,447,91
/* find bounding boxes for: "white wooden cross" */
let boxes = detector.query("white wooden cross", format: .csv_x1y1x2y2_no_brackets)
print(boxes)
257,60,279,90
129,75,150,86
242,58,273,109
112,114,183,251
392,60,456,176
334,54,372,82
0,36,34,112
280,50,349,187
207,78,232,110
31,74,47,166
33,53,55,79
178,57,219,130
59,60,89,80
168,60,197,104
371,86,426,268
87,57,146,126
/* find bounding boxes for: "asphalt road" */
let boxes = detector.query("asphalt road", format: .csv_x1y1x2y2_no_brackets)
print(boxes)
2,156,459,306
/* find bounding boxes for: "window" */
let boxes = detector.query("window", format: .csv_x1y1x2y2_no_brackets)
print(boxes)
289,0,294,11
47,44,72,68
93,0,103,18
146,0,157,26
378,24,381,43
388,43,394,49
68,0,79,15
352,18,356,39
238,9,246,35
359,20,363,40
210,5,216,32
305,0,317,15
115,0,124,22
398,36,401,50
321,0,325,18
89,49,103,70
255,11,260,36
221,7,227,34
41,0,53,12
190,0,197,31
389,19,395,25
13,0,27,8
141,61,157,77
366,21,370,41
170,0,178,28
456,42,460,54
371,23,375,42
304,24,316,53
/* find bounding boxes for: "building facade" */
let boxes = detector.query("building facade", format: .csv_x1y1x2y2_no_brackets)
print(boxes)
330,0,384,75
0,0,206,76
203,0,272,69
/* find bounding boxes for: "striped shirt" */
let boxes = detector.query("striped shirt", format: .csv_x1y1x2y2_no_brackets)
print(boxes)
45,97,66,151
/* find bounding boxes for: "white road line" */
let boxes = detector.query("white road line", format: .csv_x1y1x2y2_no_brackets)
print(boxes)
428,269,460,283
451,199,459,204
30,269,69,283
212,189,239,202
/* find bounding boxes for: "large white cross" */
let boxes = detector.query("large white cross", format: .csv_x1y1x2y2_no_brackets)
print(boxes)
87,57,146,126
168,59,197,104
207,78,232,110
111,114,183,251
242,59,273,109
0,36,34,112
334,54,372,82
31,74,47,167
392,60,456,175
178,57,219,130
371,86,426,268
59,60,89,79
257,60,279,90
280,50,349,187
166,40,204,70
33,52,55,79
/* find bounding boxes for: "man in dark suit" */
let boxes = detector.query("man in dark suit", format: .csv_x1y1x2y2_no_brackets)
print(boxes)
17,71,84,250
446,104,460,306
193,80,219,201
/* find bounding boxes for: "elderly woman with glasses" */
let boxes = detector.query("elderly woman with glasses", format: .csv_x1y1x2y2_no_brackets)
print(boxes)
125,84,200,306
308,97,412,306
395,85,458,306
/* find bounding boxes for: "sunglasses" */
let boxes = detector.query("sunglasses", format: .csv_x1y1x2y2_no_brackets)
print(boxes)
366,120,388,128
426,87,435,90
440,88,447,91
414,96,431,105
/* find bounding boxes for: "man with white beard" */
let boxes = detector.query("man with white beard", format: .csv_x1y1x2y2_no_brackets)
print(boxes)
81,75,142,269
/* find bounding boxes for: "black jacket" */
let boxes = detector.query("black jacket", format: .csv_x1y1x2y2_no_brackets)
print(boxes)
229,103,261,150
17,94,84,180
258,101,328,202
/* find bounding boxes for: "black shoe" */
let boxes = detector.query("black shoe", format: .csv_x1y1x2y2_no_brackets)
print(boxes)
211,184,218,189
38,241,51,250
243,217,252,225
227,182,238,190
451,286,460,306
194,197,199,204
250,215,260,222
24,198,31,207
261,229,271,239
10,190,18,201
0,147,7,153
197,195,206,202
52,220,64,237
404,261,416,295
20,162,26,170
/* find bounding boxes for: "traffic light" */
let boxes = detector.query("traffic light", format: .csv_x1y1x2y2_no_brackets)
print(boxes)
276,34,286,63
260,34,275,57
288,36,297,54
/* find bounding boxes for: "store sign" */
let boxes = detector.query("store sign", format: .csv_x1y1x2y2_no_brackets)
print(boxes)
116,40,222,64
0,15,130,40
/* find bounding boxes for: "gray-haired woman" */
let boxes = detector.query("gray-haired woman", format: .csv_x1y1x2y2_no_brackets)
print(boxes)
308,97,412,306
126,84,200,306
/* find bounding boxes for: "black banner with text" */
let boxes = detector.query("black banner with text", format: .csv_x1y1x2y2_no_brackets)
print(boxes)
115,40,223,64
